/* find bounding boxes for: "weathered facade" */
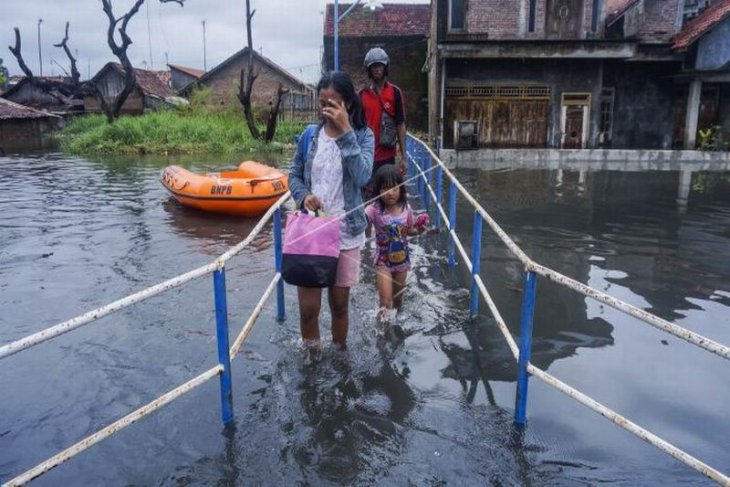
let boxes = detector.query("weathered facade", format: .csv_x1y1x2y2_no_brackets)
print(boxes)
429,0,729,150
169,64,205,92
84,63,175,115
180,48,315,120
0,98,62,153
1,76,83,116
323,3,431,131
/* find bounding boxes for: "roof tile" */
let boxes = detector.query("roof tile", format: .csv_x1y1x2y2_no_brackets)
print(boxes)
324,3,430,37
674,0,730,50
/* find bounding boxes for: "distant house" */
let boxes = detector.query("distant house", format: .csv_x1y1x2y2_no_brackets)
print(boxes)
180,47,316,120
428,0,730,151
169,64,205,92
322,3,431,131
85,62,175,115
1,76,83,116
672,1,730,148
0,97,62,153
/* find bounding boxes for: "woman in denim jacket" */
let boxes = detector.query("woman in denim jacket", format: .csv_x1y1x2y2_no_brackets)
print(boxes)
288,71,374,355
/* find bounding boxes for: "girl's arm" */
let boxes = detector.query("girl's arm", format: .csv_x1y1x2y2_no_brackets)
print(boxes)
288,129,311,208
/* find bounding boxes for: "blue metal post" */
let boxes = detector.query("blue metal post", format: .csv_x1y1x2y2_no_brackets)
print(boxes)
514,271,537,427
213,268,234,426
470,211,483,317
334,0,339,71
435,166,443,230
448,181,457,267
424,154,431,212
274,208,285,321
417,147,425,201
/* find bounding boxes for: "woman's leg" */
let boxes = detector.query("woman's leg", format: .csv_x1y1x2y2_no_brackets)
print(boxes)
328,286,350,347
392,271,408,310
376,267,394,309
297,287,322,342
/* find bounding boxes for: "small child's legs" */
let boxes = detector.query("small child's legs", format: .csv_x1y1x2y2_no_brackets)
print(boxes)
375,267,408,310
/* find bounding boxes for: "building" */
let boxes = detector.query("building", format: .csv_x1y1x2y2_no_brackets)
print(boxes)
323,3,431,131
1,76,83,116
85,62,175,115
672,0,730,149
428,0,729,151
168,64,205,92
180,48,315,120
0,97,62,153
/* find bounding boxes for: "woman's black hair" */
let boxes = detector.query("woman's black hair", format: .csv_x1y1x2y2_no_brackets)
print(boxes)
316,71,366,130
373,164,406,209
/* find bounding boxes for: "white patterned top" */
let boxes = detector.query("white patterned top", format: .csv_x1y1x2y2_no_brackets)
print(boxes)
310,129,366,250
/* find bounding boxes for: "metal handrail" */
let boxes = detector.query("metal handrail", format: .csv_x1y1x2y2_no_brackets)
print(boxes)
406,134,729,485
2,192,292,487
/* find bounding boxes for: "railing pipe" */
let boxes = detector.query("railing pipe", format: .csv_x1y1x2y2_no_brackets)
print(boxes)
213,268,234,426
470,211,483,317
273,208,285,321
448,181,457,267
515,270,537,426
424,154,432,212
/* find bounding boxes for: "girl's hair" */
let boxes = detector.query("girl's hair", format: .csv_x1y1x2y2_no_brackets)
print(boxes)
316,71,366,130
373,164,406,209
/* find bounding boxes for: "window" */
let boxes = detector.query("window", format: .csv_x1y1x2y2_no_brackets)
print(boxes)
449,0,466,31
529,0,536,32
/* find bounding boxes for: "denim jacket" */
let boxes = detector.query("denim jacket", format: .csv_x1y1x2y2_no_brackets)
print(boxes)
288,123,374,236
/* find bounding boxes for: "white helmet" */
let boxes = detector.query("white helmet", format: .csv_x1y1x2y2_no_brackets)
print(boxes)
364,47,390,69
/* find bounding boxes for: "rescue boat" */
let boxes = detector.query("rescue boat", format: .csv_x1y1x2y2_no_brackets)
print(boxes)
160,160,288,216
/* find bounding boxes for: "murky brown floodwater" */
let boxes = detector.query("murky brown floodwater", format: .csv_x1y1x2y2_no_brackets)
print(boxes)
1,153,728,485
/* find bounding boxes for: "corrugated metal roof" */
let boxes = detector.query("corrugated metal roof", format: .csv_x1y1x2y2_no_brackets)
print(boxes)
0,97,60,120
324,3,430,37
674,0,730,50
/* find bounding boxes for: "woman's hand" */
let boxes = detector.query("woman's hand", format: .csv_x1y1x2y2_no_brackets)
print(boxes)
322,98,351,137
303,194,321,212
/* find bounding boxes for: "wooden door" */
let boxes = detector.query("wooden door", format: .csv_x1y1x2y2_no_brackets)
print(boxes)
546,0,584,39
563,106,584,148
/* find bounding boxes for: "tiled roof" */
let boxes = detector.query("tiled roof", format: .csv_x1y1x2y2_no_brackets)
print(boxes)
0,97,60,120
674,0,730,50
168,64,205,78
95,63,174,98
324,3,430,37
605,0,640,25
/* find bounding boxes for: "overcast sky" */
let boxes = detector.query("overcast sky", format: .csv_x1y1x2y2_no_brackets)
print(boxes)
1,0,428,83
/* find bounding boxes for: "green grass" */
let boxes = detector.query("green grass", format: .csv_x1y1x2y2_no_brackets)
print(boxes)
59,109,307,156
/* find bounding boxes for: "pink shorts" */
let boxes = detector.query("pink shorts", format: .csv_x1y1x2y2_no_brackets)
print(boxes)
334,247,361,288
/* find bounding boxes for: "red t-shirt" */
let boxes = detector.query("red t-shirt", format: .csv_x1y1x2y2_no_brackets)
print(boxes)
360,82,406,163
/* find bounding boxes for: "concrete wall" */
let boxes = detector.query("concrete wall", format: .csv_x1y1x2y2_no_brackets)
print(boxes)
443,58,602,148
602,61,679,149
696,17,730,71
322,36,429,131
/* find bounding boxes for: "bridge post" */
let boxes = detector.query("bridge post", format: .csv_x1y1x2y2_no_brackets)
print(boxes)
435,165,443,231
274,208,286,321
514,270,537,427
470,211,483,317
448,181,457,267
213,268,234,426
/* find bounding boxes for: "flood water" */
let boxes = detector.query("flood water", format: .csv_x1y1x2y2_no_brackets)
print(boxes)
1,153,728,486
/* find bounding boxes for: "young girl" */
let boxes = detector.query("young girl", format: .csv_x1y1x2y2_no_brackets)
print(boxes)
365,164,429,314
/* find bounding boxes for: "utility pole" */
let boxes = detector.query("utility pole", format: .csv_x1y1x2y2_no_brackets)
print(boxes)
165,51,169,67
202,20,207,72
87,59,91,80
37,18,43,77
146,0,154,69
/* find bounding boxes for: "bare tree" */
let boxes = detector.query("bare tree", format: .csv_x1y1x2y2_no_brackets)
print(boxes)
53,22,80,85
237,0,288,143
99,0,185,122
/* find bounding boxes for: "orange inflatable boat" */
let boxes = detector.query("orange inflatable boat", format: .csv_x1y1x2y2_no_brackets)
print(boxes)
161,160,288,216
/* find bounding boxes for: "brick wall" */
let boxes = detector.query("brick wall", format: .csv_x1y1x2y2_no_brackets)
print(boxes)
199,54,309,115
467,0,520,38
637,0,682,42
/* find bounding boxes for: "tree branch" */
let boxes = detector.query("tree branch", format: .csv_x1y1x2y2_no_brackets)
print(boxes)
53,22,80,85
8,27,34,79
